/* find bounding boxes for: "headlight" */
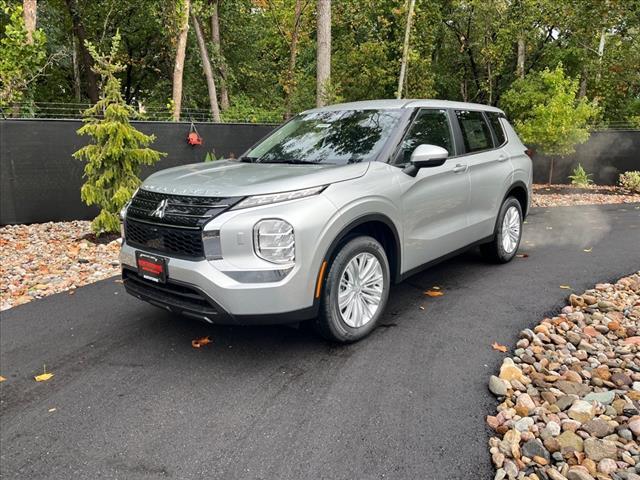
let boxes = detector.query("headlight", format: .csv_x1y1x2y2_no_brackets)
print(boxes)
232,185,326,210
253,219,294,264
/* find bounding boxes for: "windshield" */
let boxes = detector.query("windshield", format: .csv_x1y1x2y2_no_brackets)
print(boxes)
244,109,404,165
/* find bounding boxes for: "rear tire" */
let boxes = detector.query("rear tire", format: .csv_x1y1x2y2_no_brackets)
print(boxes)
480,197,523,263
315,236,390,343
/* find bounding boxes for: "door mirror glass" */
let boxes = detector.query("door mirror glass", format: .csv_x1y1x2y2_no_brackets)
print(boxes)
410,144,448,168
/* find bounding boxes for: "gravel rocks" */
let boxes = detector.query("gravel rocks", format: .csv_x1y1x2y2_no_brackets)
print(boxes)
532,184,640,208
1,221,120,311
488,272,640,480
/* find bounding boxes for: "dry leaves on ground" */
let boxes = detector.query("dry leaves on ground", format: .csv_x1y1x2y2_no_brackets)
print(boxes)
492,342,508,353
191,336,212,348
425,290,444,297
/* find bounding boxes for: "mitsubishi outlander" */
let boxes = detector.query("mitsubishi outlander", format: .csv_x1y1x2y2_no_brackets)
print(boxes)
120,100,532,342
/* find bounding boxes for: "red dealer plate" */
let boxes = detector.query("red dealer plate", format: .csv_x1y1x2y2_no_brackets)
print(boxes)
136,252,167,283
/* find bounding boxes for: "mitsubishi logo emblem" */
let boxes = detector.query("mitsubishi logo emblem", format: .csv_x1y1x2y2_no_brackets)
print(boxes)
151,199,169,219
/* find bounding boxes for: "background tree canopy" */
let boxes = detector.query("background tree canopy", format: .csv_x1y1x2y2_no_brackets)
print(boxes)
1,0,639,126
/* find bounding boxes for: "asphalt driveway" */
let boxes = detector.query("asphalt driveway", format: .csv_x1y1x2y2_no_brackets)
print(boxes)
1,203,639,480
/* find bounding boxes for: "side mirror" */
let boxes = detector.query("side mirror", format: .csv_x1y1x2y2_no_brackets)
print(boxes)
403,144,449,177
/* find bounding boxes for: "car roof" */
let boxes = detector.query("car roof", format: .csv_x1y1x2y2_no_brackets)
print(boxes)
306,99,504,114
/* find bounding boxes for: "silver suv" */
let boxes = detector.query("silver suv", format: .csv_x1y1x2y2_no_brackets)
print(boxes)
120,100,532,342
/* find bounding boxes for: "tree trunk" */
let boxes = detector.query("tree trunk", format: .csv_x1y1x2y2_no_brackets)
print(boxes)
172,0,191,121
23,0,37,44
72,34,81,101
595,27,606,86
396,0,416,99
517,36,525,79
65,0,99,103
548,158,554,185
283,0,305,119
192,13,221,122
210,0,229,110
316,0,331,107
578,67,587,98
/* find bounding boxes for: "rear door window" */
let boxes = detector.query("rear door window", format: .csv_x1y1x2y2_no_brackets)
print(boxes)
486,112,506,146
455,110,494,153
393,109,453,165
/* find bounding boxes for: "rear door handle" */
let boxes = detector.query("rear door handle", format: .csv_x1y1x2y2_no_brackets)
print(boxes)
452,164,468,173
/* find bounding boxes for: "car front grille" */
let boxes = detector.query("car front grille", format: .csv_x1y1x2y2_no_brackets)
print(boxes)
125,219,205,258
124,189,243,259
127,189,243,228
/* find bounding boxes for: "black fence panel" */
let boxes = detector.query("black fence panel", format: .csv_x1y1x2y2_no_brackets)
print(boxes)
1,120,638,225
1,119,275,225
532,130,640,184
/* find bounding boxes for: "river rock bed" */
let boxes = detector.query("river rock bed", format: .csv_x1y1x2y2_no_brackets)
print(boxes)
0,221,121,311
488,272,640,480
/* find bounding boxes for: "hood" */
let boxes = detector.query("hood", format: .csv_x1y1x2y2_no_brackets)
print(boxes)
140,160,370,197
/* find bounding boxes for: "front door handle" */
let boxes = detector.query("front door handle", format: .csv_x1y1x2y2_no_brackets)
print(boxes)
452,164,468,173
497,154,509,162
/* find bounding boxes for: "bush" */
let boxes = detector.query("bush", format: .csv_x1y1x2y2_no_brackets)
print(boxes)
73,33,165,235
568,164,594,187
619,171,640,193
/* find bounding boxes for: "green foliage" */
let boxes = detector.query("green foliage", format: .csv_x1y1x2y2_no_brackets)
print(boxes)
618,171,640,194
73,32,165,235
568,163,594,187
500,65,600,157
0,0,46,110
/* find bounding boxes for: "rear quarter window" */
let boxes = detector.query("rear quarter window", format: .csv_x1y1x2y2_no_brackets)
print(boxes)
455,110,494,153
487,112,507,146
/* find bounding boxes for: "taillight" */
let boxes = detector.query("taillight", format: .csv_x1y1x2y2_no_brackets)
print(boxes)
524,148,534,159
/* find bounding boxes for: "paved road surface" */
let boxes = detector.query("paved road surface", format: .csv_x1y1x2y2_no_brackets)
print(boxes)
1,204,639,479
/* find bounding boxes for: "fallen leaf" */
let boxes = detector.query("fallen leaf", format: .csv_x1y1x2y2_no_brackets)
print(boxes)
583,247,592,253
68,290,75,295
419,306,425,310
492,342,508,353
0,375,6,382
48,408,56,413
114,279,123,284
34,365,53,382
425,290,444,297
35,372,54,382
559,285,572,290
191,336,212,348
516,253,529,258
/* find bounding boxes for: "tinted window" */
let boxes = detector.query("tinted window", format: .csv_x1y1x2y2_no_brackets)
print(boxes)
455,110,494,153
394,109,453,165
246,109,404,165
487,112,506,145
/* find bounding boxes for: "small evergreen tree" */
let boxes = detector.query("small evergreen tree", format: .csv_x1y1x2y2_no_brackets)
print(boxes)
500,65,600,184
73,32,165,235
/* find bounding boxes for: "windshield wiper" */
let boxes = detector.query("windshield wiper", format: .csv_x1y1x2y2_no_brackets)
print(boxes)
260,159,333,165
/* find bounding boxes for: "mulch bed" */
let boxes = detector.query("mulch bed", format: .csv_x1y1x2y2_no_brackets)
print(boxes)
532,184,640,208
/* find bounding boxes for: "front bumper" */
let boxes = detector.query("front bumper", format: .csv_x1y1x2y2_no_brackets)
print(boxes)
119,193,339,324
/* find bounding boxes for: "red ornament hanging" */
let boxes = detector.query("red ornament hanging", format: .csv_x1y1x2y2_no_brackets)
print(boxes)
187,122,203,146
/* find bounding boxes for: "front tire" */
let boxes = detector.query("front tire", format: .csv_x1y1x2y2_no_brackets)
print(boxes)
480,197,523,263
316,236,390,343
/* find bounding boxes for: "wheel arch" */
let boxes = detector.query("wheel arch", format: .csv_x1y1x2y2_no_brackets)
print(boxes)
504,181,529,218
321,214,402,285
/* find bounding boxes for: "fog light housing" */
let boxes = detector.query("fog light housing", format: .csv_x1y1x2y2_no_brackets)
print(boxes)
253,219,294,264
203,230,222,260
